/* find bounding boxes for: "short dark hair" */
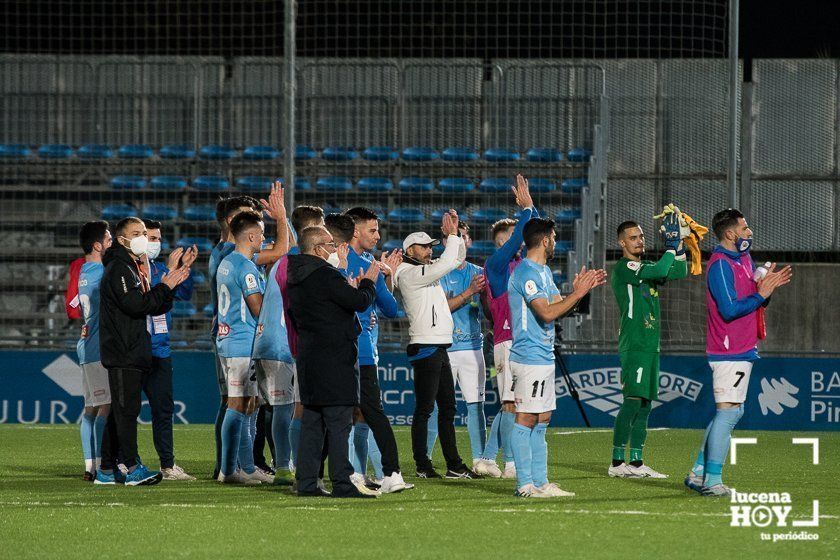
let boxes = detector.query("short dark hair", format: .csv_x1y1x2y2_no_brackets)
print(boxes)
712,208,744,240
291,205,325,233
523,218,556,249
229,210,263,238
216,197,230,225
79,221,109,254
491,218,517,239
324,213,356,244
616,220,640,237
225,195,260,219
299,225,329,254
143,219,162,231
114,217,144,238
344,206,379,223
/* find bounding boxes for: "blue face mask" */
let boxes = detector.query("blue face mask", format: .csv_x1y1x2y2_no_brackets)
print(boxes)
735,237,752,253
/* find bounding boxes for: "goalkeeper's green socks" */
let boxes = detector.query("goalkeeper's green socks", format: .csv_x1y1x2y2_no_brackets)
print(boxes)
611,398,642,466
629,399,652,467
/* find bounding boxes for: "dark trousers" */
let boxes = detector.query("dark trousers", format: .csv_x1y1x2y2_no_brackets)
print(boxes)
142,356,174,469
101,367,144,470
411,348,463,471
254,404,274,466
359,365,400,476
296,405,354,496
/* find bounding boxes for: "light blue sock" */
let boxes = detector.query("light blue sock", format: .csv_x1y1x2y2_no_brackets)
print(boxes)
80,413,95,462
367,430,384,480
221,409,245,476
501,411,516,463
271,404,293,470
703,406,744,488
481,413,502,460
692,419,714,475
530,423,549,487
511,423,533,489
426,403,439,459
351,423,370,474
289,417,302,466
93,414,107,461
466,402,486,461
238,412,257,474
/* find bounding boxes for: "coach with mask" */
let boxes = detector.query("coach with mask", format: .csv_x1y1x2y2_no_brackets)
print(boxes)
287,225,381,498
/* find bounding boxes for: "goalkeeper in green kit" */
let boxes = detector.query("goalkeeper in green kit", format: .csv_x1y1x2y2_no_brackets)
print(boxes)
608,212,687,478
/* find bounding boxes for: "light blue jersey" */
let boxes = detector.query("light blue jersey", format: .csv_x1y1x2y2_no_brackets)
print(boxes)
443,262,484,352
216,251,265,358
508,258,560,366
76,261,104,365
209,241,235,337
252,260,293,363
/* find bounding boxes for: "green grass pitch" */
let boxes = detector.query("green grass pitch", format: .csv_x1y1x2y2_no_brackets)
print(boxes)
0,425,837,559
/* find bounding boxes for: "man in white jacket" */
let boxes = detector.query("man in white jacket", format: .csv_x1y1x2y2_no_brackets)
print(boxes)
393,210,478,479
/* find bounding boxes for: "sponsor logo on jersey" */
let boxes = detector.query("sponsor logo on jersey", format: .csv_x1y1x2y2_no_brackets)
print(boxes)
245,273,258,290
80,325,89,339
217,323,231,337
524,279,538,296
626,261,641,271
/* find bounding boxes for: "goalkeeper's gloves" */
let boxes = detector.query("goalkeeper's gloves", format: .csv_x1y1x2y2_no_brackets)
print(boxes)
660,211,681,251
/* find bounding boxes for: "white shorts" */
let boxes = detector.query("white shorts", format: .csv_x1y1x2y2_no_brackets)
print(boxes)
81,361,111,407
256,359,296,405
510,361,556,414
493,340,515,403
711,360,754,404
214,347,227,397
220,356,258,398
448,348,486,403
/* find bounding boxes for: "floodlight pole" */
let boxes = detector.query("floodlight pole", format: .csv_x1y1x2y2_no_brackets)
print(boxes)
283,0,296,210
727,0,740,208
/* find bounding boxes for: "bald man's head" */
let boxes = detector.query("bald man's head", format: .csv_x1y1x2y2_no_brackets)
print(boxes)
299,225,332,255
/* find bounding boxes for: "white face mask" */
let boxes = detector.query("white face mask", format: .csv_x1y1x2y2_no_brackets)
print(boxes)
122,235,148,257
326,250,341,268
145,241,161,260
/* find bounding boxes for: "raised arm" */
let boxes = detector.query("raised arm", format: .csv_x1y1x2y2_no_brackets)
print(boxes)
530,267,606,323
255,181,290,266
637,250,677,280
665,253,688,281
447,272,485,312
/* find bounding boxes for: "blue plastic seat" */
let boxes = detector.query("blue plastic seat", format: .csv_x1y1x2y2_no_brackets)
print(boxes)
322,147,358,161
526,147,563,162
555,208,582,224
170,301,197,318
438,178,475,193
78,144,113,159
192,176,230,191
200,145,236,160
399,177,434,192
101,204,138,221
553,271,569,285
191,271,206,284
141,204,178,221
566,147,592,163
357,177,393,192
295,145,317,161
235,176,273,193
479,177,513,193
177,237,214,252
191,339,213,350
554,240,574,254
320,205,343,216
561,177,588,193
528,178,557,193
292,177,311,191
431,208,467,221
202,302,214,318
402,146,439,162
468,240,496,257
38,144,72,159
110,175,146,190
383,239,403,253
387,208,425,223
316,176,353,191
0,144,31,158
118,144,153,159
243,145,279,160
151,175,188,191
484,148,520,162
472,208,508,224
183,205,217,222
442,147,479,162
160,144,195,159
362,146,398,161
160,239,171,251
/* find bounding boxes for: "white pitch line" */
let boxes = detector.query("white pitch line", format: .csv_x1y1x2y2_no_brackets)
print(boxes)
488,508,838,520
554,428,669,436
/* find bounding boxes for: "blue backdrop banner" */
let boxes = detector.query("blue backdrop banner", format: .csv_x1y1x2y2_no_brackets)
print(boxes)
3,351,838,430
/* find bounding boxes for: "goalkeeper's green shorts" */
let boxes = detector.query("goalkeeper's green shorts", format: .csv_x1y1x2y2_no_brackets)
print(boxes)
619,351,660,401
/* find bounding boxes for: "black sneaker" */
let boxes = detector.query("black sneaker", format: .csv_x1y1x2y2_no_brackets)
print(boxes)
445,465,481,479
255,462,276,476
415,466,442,479
83,471,95,482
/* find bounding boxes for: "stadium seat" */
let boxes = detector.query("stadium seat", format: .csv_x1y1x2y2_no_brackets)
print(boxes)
170,340,190,348
118,144,154,159
77,144,113,159
479,177,513,193
141,204,178,221
387,208,425,223
431,208,467,221
316,176,353,191
202,302,214,318
235,176,273,193
322,147,359,161
170,301,197,318
553,271,568,286
468,240,495,257
442,147,479,162
177,237,214,252
555,208,582,224
101,204,138,221
38,144,73,159
401,146,439,162
484,148,520,162
554,240,574,254
110,175,146,190
399,177,434,192
471,208,508,224
183,205,217,222
383,239,403,252
527,178,557,193
438,178,475,193
192,176,230,191
200,145,237,160
243,145,279,160
362,146,398,161
160,144,195,159
291,177,312,191
0,144,31,158
561,177,588,193
566,147,592,162
295,145,317,161
151,175,188,191
526,147,563,162
357,177,394,192
321,205,343,216
161,239,171,251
